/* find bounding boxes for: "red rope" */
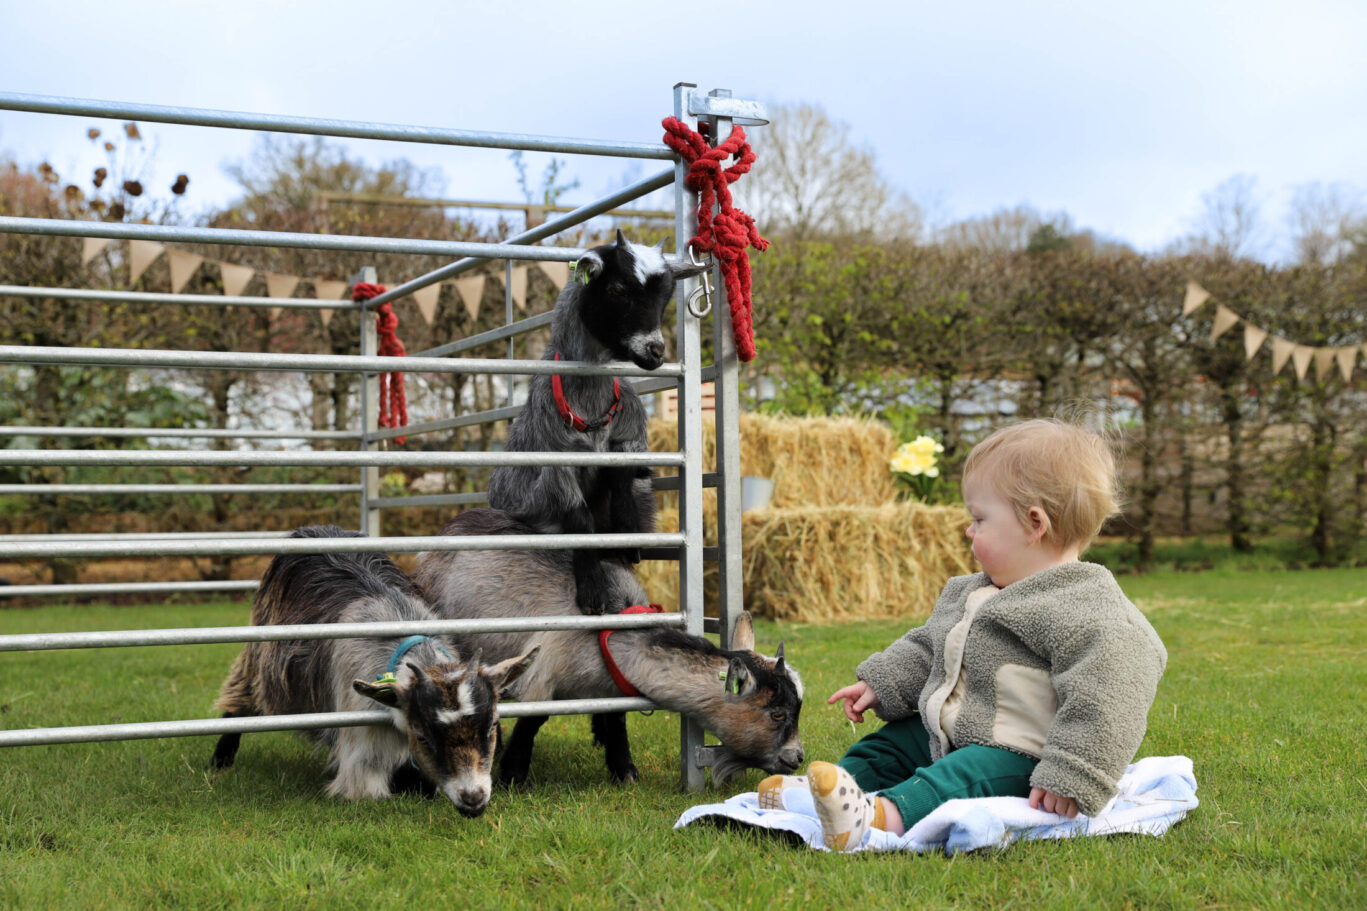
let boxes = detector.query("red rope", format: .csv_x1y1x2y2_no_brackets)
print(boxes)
661,117,770,362
352,282,408,445
599,604,664,697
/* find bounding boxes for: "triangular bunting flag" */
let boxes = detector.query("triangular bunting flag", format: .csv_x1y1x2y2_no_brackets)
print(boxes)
219,262,255,297
1182,281,1211,316
1271,337,1296,375
167,250,205,293
1334,346,1357,383
413,283,441,325
1313,347,1336,383
269,306,283,323
82,236,112,266
1242,324,1268,361
455,275,486,322
319,309,335,330
1291,345,1314,381
313,279,349,300
537,260,570,290
508,265,528,311
128,239,165,285
1210,304,1240,341
266,273,300,299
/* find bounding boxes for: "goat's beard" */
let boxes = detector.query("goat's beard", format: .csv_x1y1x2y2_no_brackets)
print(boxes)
709,748,751,786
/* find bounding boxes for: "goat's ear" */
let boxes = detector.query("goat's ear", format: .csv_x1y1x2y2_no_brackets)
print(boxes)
615,228,629,248
573,251,603,284
353,677,403,708
486,645,540,697
654,235,671,251
774,641,787,676
731,612,755,651
722,657,751,697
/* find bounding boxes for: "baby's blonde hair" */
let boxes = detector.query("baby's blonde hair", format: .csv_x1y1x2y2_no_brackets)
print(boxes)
962,418,1121,553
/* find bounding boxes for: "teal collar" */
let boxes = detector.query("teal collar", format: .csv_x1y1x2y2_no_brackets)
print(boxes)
381,635,454,680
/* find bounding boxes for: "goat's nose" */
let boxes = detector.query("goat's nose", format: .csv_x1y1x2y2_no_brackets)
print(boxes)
459,788,486,808
646,340,665,361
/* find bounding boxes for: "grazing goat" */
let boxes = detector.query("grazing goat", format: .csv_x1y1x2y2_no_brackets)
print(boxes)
415,509,805,786
210,526,537,817
487,229,708,615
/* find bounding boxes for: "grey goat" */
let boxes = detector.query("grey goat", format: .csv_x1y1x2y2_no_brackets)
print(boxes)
487,229,707,615
211,526,537,817
415,509,805,786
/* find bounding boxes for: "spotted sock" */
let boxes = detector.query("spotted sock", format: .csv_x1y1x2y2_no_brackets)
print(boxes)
808,761,885,852
757,774,808,811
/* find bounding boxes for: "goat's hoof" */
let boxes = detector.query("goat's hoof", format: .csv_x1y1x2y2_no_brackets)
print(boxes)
497,768,531,789
611,764,640,785
576,596,607,616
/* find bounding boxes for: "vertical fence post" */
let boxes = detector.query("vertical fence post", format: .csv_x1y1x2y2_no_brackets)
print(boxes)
704,89,745,651
356,265,381,537
505,260,516,407
673,82,707,791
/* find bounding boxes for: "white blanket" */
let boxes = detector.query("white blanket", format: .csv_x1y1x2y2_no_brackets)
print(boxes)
675,755,1198,854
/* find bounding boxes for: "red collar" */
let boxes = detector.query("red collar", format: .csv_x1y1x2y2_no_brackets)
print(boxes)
599,604,663,697
552,353,622,432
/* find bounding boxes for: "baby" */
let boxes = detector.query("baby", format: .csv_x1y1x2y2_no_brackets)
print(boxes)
762,418,1167,851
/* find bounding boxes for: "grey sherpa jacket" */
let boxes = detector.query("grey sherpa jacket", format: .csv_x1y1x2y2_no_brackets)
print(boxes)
856,561,1167,816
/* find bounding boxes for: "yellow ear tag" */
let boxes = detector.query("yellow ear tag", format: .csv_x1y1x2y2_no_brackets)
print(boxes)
374,671,398,684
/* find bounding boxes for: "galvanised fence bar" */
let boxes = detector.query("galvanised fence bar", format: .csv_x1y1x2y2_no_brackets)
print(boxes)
0,83,759,790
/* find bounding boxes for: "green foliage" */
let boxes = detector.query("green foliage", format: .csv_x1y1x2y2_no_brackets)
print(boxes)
1089,534,1367,574
379,471,408,499
1026,223,1073,254
1,570,1364,908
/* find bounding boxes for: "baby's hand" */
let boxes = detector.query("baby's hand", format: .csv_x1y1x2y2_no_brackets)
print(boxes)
1028,787,1079,818
827,680,880,724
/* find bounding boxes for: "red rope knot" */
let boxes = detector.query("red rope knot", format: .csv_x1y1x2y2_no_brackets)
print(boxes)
661,116,771,362
352,282,408,445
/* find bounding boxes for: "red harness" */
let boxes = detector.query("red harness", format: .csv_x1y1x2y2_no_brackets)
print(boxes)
599,604,664,697
551,353,622,432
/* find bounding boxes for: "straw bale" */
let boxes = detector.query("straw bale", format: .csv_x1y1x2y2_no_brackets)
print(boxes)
638,501,973,623
648,413,899,511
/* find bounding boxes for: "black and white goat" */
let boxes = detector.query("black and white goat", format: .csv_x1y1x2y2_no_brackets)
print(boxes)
415,508,805,786
487,230,708,615
210,526,537,817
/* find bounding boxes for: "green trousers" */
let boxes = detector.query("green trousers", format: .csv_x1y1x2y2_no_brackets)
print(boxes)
837,716,1038,828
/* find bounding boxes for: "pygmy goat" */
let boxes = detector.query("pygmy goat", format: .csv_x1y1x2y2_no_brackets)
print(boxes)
415,508,805,786
487,230,709,615
211,525,537,817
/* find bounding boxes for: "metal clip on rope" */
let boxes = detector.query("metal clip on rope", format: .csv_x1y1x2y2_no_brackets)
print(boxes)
685,246,713,318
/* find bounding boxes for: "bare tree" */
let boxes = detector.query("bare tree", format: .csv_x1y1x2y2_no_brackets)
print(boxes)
935,205,1071,254
1182,174,1267,261
1286,181,1363,265
739,102,921,242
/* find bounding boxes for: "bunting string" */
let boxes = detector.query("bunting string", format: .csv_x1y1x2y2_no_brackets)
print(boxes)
1181,280,1363,383
72,236,572,327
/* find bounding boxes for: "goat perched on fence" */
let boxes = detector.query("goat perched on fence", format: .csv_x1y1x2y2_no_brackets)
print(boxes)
210,526,537,817
487,229,708,616
415,508,805,786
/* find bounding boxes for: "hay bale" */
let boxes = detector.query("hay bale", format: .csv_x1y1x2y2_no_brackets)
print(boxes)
648,413,899,511
741,503,972,621
638,501,973,623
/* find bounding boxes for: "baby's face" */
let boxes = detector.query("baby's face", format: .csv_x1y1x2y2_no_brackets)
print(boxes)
962,476,1036,587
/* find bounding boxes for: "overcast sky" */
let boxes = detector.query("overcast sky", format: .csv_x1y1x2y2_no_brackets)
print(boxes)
3,0,1365,262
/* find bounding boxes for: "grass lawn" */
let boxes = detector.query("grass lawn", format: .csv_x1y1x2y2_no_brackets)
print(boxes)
1,567,1364,909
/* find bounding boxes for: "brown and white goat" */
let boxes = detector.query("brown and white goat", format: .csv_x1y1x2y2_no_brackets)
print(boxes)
211,525,537,817
415,508,805,786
